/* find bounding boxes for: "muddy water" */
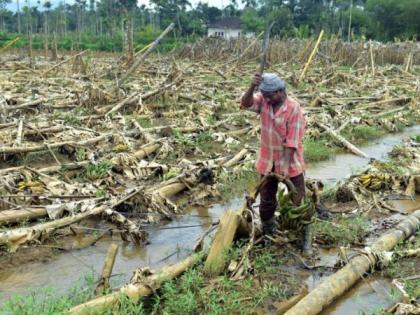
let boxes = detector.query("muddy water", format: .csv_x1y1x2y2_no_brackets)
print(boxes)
321,276,399,315
306,125,420,186
0,125,418,304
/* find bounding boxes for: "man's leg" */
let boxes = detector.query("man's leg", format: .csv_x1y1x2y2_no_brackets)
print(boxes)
259,175,279,235
290,173,312,254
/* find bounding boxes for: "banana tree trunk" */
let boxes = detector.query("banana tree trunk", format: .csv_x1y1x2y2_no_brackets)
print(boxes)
285,210,420,315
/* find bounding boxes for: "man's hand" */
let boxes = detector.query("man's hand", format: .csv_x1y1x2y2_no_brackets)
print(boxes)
251,73,263,88
242,73,263,108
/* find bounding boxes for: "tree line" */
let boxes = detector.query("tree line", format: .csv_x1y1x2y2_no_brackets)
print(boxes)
0,0,419,51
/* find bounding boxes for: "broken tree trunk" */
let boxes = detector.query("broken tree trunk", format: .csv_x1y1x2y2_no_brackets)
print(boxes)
285,210,420,315
0,205,107,252
0,207,48,225
43,50,89,76
68,253,202,315
317,122,369,158
95,242,119,295
0,133,111,154
204,210,241,276
117,23,175,88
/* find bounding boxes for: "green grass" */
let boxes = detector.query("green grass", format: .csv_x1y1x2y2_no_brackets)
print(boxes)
304,138,333,162
218,165,259,201
83,160,113,180
313,216,369,246
136,117,153,128
63,113,81,126
341,125,383,144
144,248,290,315
415,134,420,142
0,274,96,315
382,234,420,299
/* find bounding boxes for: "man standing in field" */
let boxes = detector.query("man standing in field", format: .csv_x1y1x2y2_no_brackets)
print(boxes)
240,73,311,252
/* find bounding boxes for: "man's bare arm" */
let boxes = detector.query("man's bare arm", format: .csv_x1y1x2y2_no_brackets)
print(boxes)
242,73,262,108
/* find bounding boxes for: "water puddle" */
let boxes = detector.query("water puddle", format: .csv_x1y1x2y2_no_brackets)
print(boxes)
0,125,418,304
306,125,420,186
321,276,399,315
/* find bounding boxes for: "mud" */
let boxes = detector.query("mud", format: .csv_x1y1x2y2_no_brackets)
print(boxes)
0,125,418,309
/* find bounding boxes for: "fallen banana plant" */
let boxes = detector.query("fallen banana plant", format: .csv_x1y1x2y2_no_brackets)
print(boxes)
284,210,420,315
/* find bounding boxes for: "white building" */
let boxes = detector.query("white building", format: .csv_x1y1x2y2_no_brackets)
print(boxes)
207,17,254,39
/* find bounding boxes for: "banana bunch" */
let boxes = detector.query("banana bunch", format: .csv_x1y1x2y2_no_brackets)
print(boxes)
277,189,315,232
17,180,45,194
358,173,391,190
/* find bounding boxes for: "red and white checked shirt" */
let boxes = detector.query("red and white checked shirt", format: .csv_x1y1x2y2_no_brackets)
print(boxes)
240,93,305,177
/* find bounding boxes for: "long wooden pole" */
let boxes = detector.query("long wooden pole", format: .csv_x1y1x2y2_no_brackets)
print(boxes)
117,23,175,88
298,30,324,83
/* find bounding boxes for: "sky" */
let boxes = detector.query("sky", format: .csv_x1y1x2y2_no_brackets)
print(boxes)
6,0,229,11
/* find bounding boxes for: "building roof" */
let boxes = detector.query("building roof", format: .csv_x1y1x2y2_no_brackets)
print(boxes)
208,17,242,29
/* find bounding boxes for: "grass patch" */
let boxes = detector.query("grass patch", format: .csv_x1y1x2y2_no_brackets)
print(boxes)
0,274,96,314
218,165,259,201
341,125,383,144
382,234,420,299
83,160,113,180
415,134,420,142
144,247,291,315
313,215,369,246
136,117,153,128
304,138,333,162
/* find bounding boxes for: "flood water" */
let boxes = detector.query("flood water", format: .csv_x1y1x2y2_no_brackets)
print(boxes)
0,125,418,311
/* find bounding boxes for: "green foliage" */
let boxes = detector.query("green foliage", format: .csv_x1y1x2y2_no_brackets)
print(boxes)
75,148,86,162
0,274,96,315
415,135,420,142
240,8,264,33
163,169,179,180
136,117,153,128
63,113,81,126
83,160,113,180
313,216,369,246
218,165,259,201
304,138,333,162
347,125,383,143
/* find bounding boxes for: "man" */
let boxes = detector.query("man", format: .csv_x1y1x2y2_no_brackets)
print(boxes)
240,73,311,252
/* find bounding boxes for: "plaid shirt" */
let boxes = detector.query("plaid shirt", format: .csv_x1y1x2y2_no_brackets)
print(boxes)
240,93,305,177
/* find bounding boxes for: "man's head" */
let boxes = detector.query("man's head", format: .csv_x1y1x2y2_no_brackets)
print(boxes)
259,73,286,106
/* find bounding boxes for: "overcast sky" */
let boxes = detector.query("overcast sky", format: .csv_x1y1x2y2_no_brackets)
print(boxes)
6,0,229,11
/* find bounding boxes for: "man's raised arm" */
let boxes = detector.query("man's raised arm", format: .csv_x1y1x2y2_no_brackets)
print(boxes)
241,73,262,108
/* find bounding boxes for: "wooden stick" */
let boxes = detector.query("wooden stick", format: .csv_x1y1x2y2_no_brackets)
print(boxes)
118,23,175,88
15,119,24,145
0,133,111,154
43,50,89,76
95,243,119,295
299,30,324,83
317,122,369,158
369,40,375,76
3,98,44,112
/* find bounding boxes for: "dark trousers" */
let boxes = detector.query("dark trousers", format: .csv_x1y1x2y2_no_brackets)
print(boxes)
259,173,305,221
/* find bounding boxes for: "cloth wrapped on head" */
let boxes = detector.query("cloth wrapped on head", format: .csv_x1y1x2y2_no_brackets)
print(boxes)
259,73,286,92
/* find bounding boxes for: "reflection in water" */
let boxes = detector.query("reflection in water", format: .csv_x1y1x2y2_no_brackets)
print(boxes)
0,125,418,303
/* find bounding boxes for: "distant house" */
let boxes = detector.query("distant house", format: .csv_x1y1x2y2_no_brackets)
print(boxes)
207,17,254,39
